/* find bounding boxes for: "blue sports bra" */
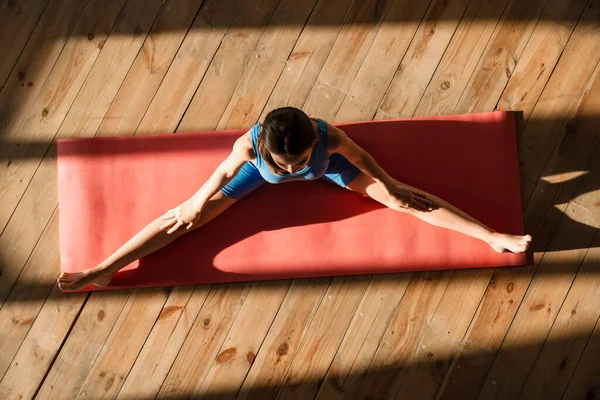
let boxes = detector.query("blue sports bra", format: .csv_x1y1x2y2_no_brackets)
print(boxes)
250,118,330,184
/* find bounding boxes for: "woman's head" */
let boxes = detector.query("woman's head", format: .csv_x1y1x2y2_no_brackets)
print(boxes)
257,107,318,174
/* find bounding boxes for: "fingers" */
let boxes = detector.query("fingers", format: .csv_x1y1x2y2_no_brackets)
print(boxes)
414,192,434,205
411,192,435,211
411,197,433,212
167,220,183,234
160,216,176,230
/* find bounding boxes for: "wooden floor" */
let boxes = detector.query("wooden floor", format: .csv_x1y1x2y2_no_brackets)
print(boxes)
0,0,599,398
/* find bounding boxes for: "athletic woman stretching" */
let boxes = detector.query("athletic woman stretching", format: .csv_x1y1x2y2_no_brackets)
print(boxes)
58,107,531,291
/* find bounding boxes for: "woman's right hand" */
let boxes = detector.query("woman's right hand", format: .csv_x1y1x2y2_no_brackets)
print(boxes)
160,198,203,234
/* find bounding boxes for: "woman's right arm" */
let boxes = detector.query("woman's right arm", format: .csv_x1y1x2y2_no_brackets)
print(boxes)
160,130,255,233
189,130,255,211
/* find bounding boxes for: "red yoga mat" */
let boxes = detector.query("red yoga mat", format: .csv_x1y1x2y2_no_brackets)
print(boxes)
57,111,527,292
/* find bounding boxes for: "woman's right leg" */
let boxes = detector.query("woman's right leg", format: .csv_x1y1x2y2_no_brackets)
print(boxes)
57,192,237,291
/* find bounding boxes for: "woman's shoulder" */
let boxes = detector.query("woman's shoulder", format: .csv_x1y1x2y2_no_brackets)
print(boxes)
317,119,344,151
232,128,257,161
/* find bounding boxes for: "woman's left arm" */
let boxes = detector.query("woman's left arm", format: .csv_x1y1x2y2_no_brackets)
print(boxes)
326,122,434,212
326,122,396,192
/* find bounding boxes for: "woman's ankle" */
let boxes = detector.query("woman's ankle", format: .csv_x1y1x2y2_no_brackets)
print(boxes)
486,230,499,244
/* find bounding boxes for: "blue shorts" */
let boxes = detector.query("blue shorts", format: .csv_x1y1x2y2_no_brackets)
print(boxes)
221,153,361,199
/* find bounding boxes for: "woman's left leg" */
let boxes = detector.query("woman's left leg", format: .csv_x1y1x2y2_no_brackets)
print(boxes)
345,172,531,253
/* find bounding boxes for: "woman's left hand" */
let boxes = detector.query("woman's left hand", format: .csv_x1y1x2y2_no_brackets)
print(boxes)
388,185,435,212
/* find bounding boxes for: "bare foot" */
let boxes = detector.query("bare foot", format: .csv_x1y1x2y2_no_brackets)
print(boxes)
57,268,114,291
488,232,532,254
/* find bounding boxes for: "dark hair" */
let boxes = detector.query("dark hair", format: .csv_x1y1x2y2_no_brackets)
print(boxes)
257,107,318,173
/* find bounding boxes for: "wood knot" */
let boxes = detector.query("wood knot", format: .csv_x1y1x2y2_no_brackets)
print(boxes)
42,108,49,117
506,282,514,293
215,348,237,364
440,81,450,90
276,342,289,356
97,310,105,321
559,358,567,370
87,33,95,41
202,317,211,327
246,351,256,365
105,375,115,391
159,305,182,320
18,70,25,80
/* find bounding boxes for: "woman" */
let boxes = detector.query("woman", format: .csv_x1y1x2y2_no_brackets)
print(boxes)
58,107,531,291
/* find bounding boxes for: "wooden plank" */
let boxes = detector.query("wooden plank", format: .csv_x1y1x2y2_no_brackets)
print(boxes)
522,61,600,255
35,287,131,399
453,0,550,114
0,210,87,397
375,0,471,120
0,0,87,144
474,205,597,400
563,262,600,400
261,0,357,118
314,274,411,399
516,0,600,205
98,0,212,136
0,287,87,400
267,276,371,400
437,49,600,400
175,0,283,133
73,288,169,399
496,0,592,126
0,208,60,380
300,0,397,121
197,281,290,396
0,0,51,89
115,286,209,399
335,0,432,122
235,279,330,400
0,0,128,308
131,0,254,136
413,0,511,117
219,0,338,129
519,235,600,399
520,125,600,400
392,269,491,399
348,272,450,399
155,283,252,398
